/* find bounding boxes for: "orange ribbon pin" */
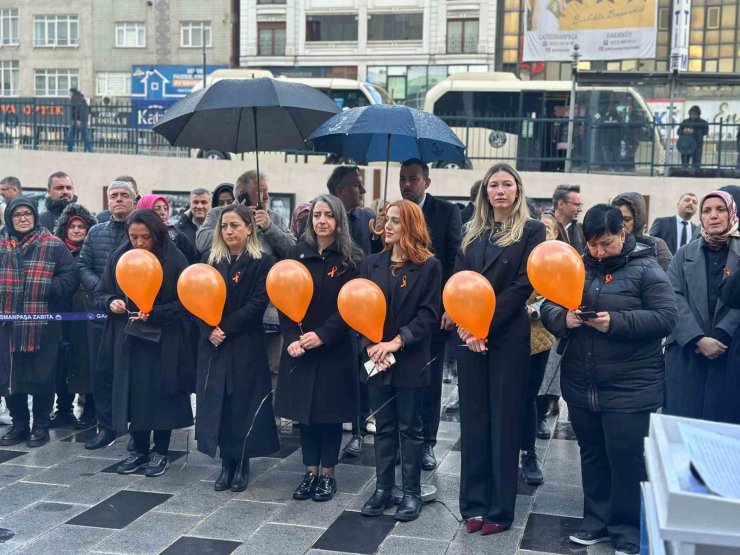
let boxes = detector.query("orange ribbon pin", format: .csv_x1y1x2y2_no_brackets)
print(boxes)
401,275,407,288
327,266,338,278
232,271,241,283
605,274,613,285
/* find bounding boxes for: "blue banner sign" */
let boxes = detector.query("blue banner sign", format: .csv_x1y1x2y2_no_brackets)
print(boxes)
131,65,226,100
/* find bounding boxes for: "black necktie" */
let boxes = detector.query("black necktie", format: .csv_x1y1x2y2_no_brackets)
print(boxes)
680,221,688,247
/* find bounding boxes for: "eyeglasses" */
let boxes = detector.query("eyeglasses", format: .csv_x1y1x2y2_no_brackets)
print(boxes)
12,211,34,221
566,201,583,208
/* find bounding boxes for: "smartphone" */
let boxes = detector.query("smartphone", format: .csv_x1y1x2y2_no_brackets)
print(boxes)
237,191,252,206
577,311,598,320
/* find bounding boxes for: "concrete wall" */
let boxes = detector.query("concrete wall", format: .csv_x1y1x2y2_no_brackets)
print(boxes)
0,149,736,226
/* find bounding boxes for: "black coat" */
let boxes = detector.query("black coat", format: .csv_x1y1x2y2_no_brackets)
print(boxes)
39,196,78,232
274,242,360,423
649,216,698,255
665,237,740,423
176,212,199,248
718,258,740,424
360,251,442,388
94,240,194,434
455,219,546,379
195,252,279,459
460,202,475,225
422,193,461,284
542,236,678,413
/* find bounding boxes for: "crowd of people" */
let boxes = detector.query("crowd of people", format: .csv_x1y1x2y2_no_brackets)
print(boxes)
0,166,739,555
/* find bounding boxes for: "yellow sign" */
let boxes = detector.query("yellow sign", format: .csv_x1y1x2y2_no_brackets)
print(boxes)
558,0,656,31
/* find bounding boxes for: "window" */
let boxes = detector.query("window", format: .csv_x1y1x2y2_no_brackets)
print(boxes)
368,13,423,41
306,15,358,41
115,22,145,48
34,15,79,47
257,0,286,4
96,72,130,97
447,19,479,54
706,6,720,29
180,21,211,48
501,0,521,65
0,61,19,96
34,69,78,97
658,8,670,30
0,9,19,46
258,22,285,56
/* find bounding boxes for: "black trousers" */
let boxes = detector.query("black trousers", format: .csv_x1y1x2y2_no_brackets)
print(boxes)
369,384,423,496
6,393,54,430
421,339,445,446
54,353,75,415
300,422,342,468
131,429,171,456
521,350,550,452
88,322,112,431
351,354,371,436
569,405,650,547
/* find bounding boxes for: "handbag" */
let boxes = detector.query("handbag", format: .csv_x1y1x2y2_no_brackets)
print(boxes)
124,319,162,343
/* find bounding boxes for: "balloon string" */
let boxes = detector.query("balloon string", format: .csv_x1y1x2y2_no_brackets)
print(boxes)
364,355,438,423
202,352,217,399
237,388,274,472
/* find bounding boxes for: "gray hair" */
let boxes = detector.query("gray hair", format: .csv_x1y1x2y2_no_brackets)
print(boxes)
107,180,136,199
304,194,361,274
190,187,210,197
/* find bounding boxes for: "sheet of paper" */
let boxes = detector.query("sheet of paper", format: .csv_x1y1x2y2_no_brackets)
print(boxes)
678,423,740,499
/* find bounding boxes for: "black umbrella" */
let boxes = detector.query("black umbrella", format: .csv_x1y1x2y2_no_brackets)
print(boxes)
153,78,341,207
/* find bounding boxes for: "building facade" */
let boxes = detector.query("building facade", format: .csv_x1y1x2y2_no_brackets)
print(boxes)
0,0,231,99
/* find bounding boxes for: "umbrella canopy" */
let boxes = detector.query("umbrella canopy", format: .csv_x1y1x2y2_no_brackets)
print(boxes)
153,78,341,152
307,104,466,165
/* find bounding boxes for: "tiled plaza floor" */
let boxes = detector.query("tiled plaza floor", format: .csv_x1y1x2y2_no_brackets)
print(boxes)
0,383,606,555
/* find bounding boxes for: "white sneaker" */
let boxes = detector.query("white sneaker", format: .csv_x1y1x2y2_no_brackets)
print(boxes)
342,422,353,432
364,419,376,434
0,400,11,426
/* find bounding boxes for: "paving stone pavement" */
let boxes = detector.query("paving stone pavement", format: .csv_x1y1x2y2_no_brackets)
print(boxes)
0,384,608,555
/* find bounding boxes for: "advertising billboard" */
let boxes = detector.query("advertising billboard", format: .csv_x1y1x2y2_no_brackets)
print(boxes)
523,0,658,61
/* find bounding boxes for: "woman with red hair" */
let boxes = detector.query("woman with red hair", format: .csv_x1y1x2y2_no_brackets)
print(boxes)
359,199,441,523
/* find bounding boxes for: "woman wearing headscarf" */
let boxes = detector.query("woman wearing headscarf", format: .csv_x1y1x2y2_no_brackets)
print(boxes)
196,205,279,492
137,195,198,263
666,190,740,423
94,209,194,477
212,183,235,208
0,197,78,448
275,195,362,502
359,200,441,523
455,163,545,536
289,202,311,241
611,192,672,271
51,203,99,429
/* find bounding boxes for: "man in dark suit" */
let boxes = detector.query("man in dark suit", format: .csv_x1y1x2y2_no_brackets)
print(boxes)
460,180,481,225
400,158,462,470
649,193,698,254
553,184,585,253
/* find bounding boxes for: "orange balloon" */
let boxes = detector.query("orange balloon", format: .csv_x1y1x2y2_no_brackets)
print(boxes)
527,240,585,310
177,264,227,326
266,260,313,323
337,278,386,343
115,249,163,313
443,271,496,340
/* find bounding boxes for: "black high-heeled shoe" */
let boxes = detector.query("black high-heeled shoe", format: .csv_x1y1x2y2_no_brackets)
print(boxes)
230,457,250,492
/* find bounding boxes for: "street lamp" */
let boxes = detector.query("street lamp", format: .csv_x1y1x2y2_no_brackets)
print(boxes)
564,44,581,173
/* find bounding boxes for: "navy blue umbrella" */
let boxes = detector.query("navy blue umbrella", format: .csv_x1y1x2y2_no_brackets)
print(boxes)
308,104,466,202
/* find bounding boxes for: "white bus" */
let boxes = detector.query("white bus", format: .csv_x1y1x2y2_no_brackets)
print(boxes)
424,72,664,172
192,69,392,160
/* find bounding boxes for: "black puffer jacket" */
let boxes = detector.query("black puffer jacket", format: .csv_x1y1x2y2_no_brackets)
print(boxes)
39,195,78,232
77,218,129,296
541,235,678,413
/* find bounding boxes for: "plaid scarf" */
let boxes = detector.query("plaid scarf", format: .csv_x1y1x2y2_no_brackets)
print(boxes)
0,230,57,352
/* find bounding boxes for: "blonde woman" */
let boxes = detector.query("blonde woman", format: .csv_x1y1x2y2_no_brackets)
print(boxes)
455,163,546,535
195,205,279,493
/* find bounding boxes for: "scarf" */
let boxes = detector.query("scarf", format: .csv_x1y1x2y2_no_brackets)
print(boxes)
700,191,740,248
137,194,169,211
63,215,87,252
0,229,57,352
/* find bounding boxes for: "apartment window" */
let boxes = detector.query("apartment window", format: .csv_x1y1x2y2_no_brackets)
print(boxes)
257,0,286,3
0,9,19,46
258,22,286,56
706,7,720,29
96,72,130,97
0,61,19,96
180,21,211,48
501,0,521,65
34,69,78,97
368,13,423,41
658,8,670,30
447,19,479,54
34,15,79,47
115,22,145,48
306,15,358,42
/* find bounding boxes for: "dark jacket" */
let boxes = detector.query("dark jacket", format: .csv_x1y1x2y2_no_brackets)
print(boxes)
649,215,698,255
348,207,377,255
612,192,672,270
169,226,198,264
718,256,740,424
360,251,442,388
94,240,194,434
677,116,709,149
274,241,361,423
176,211,199,248
460,202,475,225
421,193,462,284
70,90,89,124
97,209,111,224
195,251,279,459
557,220,585,254
542,236,678,413
39,195,78,232
77,218,129,296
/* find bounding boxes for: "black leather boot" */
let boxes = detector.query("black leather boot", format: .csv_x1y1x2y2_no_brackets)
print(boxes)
394,494,422,521
85,428,116,450
361,489,394,516
230,457,250,492
214,458,235,491
0,424,30,446
27,428,50,448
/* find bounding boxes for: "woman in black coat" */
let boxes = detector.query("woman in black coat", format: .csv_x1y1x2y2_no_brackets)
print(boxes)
359,199,441,523
541,205,677,555
275,195,362,502
0,197,78,449
196,205,279,493
666,190,740,425
455,163,545,536
94,209,194,478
